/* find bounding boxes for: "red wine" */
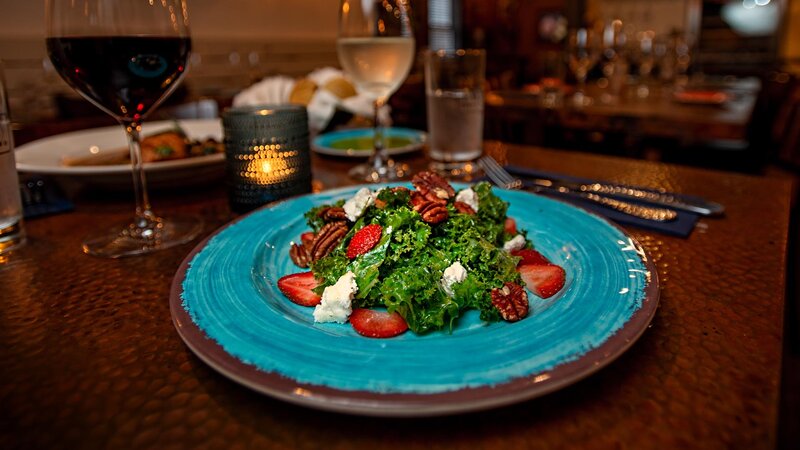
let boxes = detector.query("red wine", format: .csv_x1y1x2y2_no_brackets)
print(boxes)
46,36,191,123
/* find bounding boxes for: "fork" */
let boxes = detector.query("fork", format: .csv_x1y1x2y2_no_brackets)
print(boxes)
478,156,678,222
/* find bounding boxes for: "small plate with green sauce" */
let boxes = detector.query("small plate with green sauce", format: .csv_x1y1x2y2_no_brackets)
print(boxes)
312,127,426,157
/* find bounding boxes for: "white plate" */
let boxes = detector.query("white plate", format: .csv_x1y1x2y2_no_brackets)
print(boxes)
15,119,224,189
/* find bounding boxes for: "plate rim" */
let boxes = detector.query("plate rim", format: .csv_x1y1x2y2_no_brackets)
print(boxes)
311,127,427,158
170,184,660,417
15,118,224,176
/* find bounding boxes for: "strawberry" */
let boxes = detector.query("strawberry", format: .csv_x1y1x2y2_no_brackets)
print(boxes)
277,272,321,306
349,308,408,338
346,224,382,259
504,217,517,235
518,264,566,299
511,248,551,266
300,232,316,248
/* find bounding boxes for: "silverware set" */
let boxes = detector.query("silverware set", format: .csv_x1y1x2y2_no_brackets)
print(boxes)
478,156,723,222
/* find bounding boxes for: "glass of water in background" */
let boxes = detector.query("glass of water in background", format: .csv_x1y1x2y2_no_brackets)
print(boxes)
425,49,486,179
0,63,25,254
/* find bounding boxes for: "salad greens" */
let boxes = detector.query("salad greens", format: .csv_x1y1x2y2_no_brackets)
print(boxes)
307,182,527,334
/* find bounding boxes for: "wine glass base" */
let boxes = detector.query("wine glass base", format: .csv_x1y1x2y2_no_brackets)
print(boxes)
349,159,409,183
428,160,483,181
82,214,203,258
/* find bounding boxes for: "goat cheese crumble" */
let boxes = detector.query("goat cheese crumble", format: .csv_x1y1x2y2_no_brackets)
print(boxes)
313,271,358,323
343,187,375,221
455,188,480,212
441,261,468,297
503,234,526,252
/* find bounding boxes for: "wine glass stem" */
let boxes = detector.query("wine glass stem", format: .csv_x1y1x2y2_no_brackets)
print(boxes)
122,120,157,227
371,98,387,170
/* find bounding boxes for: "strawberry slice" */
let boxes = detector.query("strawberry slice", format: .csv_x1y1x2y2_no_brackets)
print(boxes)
346,224,382,259
349,308,408,338
518,264,566,299
277,272,321,306
511,248,551,266
300,232,316,248
504,217,517,235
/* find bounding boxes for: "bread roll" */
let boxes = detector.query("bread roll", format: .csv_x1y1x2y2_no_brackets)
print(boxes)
289,78,317,105
323,77,357,99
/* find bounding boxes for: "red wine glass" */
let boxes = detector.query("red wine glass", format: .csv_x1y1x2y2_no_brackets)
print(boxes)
46,0,202,257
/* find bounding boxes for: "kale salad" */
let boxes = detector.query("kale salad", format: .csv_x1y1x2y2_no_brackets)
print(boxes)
277,172,565,338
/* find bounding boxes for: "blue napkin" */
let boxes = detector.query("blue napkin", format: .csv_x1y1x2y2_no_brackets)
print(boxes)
497,165,699,237
20,177,74,219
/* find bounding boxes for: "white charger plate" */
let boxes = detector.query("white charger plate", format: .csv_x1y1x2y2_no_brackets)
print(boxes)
15,119,224,189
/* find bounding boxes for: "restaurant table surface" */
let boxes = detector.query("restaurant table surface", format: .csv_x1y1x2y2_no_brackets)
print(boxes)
486,81,758,143
0,142,793,450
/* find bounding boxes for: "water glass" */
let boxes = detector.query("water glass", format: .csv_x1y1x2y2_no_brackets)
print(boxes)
540,50,565,109
425,49,486,179
222,105,312,213
0,64,25,254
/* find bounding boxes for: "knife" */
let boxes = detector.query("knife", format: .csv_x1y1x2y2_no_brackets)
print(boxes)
510,174,724,216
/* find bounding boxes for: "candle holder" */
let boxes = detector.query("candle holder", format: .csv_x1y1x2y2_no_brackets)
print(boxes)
222,105,312,213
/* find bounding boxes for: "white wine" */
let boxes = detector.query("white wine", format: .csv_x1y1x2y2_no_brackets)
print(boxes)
337,37,415,101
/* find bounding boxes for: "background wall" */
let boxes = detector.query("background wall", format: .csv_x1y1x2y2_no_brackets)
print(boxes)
0,0,338,39
585,0,688,36
0,0,341,121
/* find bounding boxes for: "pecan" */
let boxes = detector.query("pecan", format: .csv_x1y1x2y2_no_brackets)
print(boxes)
310,222,348,261
318,206,348,223
491,282,529,322
412,171,454,204
453,201,476,215
409,191,427,210
289,243,311,268
415,200,449,224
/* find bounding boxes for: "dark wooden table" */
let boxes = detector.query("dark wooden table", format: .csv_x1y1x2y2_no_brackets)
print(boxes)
486,80,759,148
0,142,793,449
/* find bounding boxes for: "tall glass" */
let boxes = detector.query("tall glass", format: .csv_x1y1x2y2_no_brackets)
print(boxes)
0,63,25,255
337,0,415,182
46,0,201,257
566,28,600,107
599,19,628,104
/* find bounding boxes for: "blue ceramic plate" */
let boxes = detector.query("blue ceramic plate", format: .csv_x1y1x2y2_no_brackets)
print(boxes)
311,127,426,157
170,184,659,416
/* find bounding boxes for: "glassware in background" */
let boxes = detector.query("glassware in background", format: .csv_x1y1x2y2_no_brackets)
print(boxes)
0,63,26,255
539,50,565,109
654,35,675,86
632,30,656,99
46,0,200,258
425,49,486,180
222,105,312,214
566,28,600,107
599,19,628,104
673,34,692,90
337,0,415,182
653,32,691,93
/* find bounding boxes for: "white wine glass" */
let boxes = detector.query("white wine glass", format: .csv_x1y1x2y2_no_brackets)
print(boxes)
567,27,600,107
337,0,415,182
46,0,202,257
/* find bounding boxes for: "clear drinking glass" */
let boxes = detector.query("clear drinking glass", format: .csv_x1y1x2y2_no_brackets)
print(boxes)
45,0,202,258
425,49,485,179
0,63,26,255
566,27,600,107
337,0,415,182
